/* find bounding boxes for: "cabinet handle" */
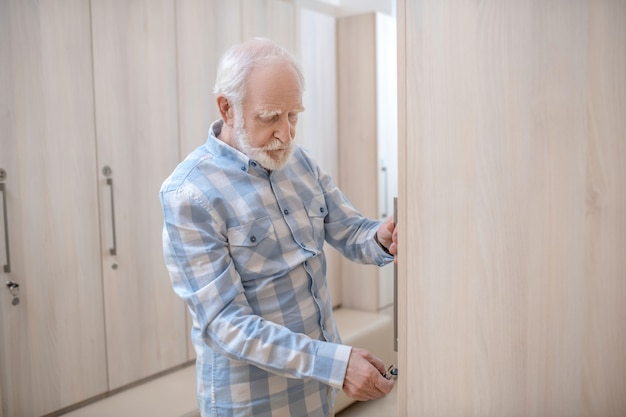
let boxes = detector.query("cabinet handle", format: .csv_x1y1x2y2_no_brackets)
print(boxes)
106,177,118,256
393,197,398,352
1,182,11,273
381,166,388,218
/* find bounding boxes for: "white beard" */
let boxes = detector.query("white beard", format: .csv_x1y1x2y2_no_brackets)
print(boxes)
233,119,295,171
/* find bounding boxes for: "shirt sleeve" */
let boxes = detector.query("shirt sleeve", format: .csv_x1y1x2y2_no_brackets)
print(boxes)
160,186,352,389
304,154,394,266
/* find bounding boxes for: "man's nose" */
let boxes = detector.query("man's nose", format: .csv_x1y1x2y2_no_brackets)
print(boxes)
275,117,294,143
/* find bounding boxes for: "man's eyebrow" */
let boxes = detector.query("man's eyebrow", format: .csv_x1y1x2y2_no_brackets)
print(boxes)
257,107,305,118
257,108,283,118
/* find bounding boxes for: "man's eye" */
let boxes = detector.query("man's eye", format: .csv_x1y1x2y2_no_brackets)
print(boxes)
288,113,299,123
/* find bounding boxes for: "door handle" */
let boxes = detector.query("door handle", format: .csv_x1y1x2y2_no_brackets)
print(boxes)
0,171,11,273
393,197,398,352
381,165,389,218
384,364,398,380
103,166,117,256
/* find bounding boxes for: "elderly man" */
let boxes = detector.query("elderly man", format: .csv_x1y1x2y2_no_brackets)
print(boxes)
160,38,397,417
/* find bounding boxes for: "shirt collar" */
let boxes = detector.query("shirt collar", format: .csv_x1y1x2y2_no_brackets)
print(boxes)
204,119,253,171
204,119,298,176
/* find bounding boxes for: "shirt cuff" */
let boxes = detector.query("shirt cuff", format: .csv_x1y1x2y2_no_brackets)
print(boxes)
314,343,352,389
373,232,391,255
371,230,394,266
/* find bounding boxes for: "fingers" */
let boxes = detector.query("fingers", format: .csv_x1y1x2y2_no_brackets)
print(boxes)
375,373,395,394
366,352,386,375
377,218,393,239
342,348,396,401
377,217,396,251
388,224,398,255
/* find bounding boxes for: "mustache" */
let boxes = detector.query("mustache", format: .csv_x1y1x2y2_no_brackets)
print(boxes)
259,139,290,152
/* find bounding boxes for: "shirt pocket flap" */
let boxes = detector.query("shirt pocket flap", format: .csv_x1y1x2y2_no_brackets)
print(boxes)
306,195,328,218
228,217,274,247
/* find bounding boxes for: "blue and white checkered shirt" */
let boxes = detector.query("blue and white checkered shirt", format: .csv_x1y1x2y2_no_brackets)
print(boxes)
160,121,393,417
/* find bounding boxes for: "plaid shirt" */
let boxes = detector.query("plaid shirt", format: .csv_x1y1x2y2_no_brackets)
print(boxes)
160,121,392,417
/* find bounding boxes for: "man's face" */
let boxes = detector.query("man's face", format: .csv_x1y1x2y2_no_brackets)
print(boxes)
232,61,304,171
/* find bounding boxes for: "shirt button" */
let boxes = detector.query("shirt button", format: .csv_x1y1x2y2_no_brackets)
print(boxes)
251,161,257,167
250,236,257,243
240,166,246,171
320,207,325,213
283,209,289,215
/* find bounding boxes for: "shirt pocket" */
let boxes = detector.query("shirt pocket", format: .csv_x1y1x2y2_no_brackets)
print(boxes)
304,194,327,246
227,216,279,279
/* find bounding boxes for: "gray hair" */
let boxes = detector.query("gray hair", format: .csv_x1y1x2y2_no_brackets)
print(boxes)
213,38,305,108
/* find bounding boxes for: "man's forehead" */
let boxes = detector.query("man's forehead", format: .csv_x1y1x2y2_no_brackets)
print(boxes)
245,63,303,103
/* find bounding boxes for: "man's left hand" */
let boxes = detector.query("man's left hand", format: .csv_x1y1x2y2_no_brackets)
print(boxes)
376,217,397,257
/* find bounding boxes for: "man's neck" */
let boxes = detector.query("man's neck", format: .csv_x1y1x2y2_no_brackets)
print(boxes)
216,121,238,151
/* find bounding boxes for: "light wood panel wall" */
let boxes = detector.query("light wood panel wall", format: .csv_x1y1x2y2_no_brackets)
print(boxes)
337,12,397,311
176,0,298,158
298,7,342,307
337,12,379,311
397,0,625,416
176,0,242,158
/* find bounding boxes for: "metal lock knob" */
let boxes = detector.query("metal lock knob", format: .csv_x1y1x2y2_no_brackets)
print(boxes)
6,280,19,306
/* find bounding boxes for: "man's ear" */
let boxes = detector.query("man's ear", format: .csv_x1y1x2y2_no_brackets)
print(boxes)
217,95,234,126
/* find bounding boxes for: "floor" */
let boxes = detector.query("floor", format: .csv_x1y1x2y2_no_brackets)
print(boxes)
60,364,397,417
335,389,397,417
60,365,199,417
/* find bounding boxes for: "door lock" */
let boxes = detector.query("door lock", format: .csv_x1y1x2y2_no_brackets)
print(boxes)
6,280,19,306
384,364,398,380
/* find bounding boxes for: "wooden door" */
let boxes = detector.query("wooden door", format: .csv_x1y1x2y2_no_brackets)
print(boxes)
397,0,626,416
0,0,107,415
90,0,188,390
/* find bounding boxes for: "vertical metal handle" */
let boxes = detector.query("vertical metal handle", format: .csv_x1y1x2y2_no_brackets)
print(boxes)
106,177,117,256
393,197,398,352
381,166,389,218
1,182,11,273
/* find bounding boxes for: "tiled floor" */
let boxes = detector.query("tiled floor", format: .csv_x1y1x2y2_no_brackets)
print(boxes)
60,364,397,417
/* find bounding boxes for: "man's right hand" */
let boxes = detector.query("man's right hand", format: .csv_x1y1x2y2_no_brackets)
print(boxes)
342,347,395,401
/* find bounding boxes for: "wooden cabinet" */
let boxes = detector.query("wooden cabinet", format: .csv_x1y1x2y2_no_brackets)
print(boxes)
0,0,309,414
397,1,626,416
0,1,108,415
337,12,397,312
90,0,188,390
0,0,189,413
